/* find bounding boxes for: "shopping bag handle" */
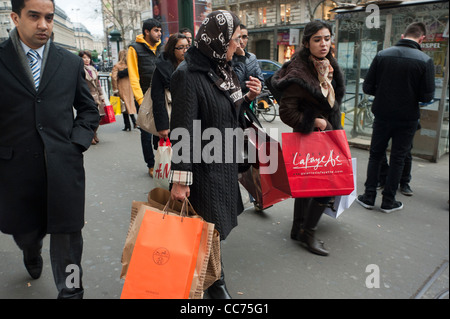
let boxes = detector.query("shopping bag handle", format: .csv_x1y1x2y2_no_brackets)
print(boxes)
162,197,199,221
159,137,171,147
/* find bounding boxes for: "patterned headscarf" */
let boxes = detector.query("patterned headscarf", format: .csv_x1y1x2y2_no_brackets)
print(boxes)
194,10,243,106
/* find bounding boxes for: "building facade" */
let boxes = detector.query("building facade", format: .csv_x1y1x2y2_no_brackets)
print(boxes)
0,3,103,53
212,0,341,62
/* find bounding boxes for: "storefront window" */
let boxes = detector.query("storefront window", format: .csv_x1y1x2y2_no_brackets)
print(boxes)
280,4,291,23
258,7,267,26
336,1,449,161
239,9,247,26
314,0,337,21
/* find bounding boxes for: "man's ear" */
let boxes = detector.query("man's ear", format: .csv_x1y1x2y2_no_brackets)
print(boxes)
10,12,20,28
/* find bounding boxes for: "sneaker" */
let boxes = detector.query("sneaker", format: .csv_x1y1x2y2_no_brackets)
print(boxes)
356,194,375,210
380,200,403,213
400,184,413,196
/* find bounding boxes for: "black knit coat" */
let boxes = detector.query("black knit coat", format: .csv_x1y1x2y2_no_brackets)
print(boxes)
170,47,249,240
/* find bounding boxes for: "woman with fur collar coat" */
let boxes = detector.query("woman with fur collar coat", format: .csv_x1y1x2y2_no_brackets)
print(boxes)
270,20,345,256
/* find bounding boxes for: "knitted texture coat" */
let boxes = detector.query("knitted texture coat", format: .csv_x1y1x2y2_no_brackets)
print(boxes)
170,47,248,240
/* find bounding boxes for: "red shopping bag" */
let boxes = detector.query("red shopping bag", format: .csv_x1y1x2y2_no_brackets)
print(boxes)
120,201,204,299
99,103,116,125
239,123,291,208
282,130,354,198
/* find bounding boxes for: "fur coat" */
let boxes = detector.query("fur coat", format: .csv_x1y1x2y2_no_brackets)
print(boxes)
270,53,345,133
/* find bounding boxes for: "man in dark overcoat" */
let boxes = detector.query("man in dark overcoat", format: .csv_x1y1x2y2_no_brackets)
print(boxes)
0,0,99,298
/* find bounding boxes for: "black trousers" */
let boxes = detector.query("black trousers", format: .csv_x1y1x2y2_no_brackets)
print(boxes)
364,117,418,202
13,229,84,299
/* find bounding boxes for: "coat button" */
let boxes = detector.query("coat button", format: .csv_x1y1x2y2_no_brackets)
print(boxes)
36,98,42,103
37,124,43,130
33,152,40,158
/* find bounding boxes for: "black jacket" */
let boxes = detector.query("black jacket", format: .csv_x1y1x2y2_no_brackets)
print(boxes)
0,36,99,234
232,51,264,93
129,41,162,93
170,47,250,240
151,53,174,132
363,39,435,121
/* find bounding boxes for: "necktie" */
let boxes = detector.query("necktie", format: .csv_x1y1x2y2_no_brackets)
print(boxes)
27,49,40,89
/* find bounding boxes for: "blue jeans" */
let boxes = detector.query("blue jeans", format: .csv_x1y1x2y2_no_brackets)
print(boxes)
364,117,418,203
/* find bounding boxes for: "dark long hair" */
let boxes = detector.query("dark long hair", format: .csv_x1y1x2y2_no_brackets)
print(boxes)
298,20,334,62
78,50,94,66
164,33,187,68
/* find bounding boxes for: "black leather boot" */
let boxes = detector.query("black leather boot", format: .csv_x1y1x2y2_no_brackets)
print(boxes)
293,199,329,256
298,228,329,256
207,267,232,299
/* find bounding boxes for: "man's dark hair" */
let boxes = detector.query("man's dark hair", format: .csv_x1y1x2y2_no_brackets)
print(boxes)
179,27,192,34
239,24,247,31
11,0,55,15
142,18,162,36
404,22,427,39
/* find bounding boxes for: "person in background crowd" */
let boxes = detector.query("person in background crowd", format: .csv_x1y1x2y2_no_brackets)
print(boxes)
270,20,345,256
169,10,262,298
0,0,99,298
231,23,264,211
111,49,137,131
179,27,193,46
357,22,435,213
79,50,105,145
151,33,188,142
127,18,162,178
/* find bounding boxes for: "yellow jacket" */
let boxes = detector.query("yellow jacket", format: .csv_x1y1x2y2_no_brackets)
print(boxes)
127,34,161,105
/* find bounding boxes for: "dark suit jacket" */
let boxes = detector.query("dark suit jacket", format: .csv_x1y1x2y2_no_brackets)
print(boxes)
0,35,99,234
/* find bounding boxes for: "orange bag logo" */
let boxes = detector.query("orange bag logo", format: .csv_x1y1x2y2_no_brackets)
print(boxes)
153,247,170,265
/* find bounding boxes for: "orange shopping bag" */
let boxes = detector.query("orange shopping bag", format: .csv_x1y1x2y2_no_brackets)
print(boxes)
120,200,204,299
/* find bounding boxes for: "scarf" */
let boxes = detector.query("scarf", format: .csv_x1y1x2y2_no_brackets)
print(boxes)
310,55,335,108
194,10,243,107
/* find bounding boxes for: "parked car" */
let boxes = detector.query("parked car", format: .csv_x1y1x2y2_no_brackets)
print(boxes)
257,59,282,81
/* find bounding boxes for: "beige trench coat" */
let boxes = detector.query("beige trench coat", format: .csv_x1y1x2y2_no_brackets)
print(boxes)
111,62,137,114
84,65,106,116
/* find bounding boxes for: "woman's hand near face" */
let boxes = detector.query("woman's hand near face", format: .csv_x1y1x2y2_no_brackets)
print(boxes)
246,76,262,101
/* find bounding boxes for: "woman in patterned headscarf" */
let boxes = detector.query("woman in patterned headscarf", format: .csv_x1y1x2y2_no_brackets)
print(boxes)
169,10,262,299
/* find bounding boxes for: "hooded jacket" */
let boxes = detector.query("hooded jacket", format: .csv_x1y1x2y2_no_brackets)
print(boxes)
127,34,162,105
271,53,345,133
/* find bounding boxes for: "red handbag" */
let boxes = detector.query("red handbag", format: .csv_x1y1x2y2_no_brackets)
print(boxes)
239,123,291,209
281,130,354,198
99,103,116,125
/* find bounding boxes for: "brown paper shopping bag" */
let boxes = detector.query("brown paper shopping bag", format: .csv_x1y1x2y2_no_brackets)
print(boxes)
121,188,218,298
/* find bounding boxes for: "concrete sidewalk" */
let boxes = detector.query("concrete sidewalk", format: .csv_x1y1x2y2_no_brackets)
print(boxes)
0,117,448,299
